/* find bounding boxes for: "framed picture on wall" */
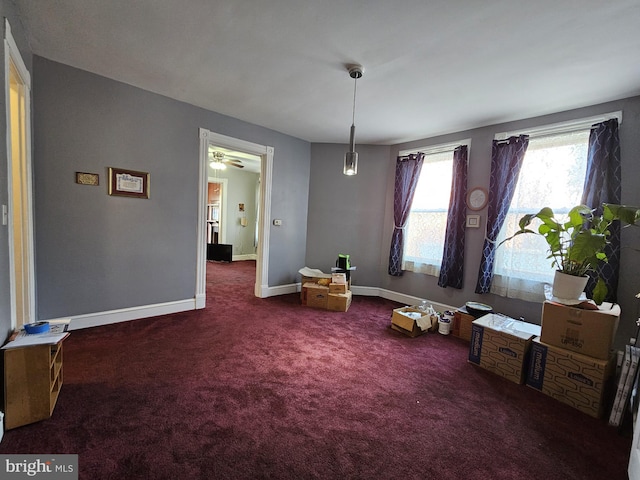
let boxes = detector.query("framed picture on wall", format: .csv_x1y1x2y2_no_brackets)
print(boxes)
75,172,100,186
466,214,480,228
108,167,150,199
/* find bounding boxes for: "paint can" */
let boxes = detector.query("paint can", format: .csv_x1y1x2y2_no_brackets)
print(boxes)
438,311,454,335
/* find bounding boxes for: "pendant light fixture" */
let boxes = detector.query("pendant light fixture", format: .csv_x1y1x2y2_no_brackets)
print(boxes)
344,64,363,176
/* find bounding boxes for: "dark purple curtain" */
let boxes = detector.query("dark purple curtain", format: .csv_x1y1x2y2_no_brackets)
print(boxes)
438,145,468,288
475,135,529,293
388,153,425,276
581,118,621,302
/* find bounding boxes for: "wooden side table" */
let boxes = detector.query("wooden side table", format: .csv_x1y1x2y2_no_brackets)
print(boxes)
3,337,66,430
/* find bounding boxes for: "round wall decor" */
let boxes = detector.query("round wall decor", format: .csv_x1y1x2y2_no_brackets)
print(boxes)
466,187,488,211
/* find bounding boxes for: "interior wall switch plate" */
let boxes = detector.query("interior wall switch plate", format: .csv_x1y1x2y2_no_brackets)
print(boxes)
273,219,282,226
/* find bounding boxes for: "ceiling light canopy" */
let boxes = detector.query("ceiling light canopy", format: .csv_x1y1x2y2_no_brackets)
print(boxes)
344,64,363,176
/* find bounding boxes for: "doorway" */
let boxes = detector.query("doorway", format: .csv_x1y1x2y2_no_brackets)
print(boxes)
5,20,35,329
206,179,228,245
197,129,273,305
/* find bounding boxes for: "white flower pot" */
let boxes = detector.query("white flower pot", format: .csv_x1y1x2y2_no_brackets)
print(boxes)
551,270,589,301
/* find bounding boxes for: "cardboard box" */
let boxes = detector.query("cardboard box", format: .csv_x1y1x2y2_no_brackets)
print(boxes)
300,275,331,285
391,307,435,338
453,308,475,342
331,272,347,284
540,301,620,360
526,338,615,418
302,282,329,309
300,275,350,300
300,275,331,300
327,291,352,312
468,314,541,384
329,282,348,294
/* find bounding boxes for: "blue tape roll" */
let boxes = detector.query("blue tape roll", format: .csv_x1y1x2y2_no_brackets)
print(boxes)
24,322,50,334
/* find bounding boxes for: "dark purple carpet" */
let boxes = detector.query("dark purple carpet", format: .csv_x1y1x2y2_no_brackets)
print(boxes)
0,260,632,479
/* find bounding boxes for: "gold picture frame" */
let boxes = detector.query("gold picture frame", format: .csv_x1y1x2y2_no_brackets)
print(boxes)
76,172,99,186
108,167,150,199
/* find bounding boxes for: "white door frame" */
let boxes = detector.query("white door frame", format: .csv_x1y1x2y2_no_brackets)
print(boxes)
197,128,273,306
4,20,36,328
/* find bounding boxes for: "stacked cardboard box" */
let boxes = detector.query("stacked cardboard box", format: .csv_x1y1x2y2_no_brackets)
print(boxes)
538,301,620,360
525,301,620,418
468,314,541,384
301,272,352,312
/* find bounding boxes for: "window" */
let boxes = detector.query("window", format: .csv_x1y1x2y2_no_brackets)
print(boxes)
491,129,591,301
402,145,458,276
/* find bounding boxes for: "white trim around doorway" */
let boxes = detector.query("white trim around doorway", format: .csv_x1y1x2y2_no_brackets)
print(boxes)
197,129,273,304
4,19,36,328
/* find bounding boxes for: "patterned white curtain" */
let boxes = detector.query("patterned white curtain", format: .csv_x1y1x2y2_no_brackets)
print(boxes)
490,131,589,301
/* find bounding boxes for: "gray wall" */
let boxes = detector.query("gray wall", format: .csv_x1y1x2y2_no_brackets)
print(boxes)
306,143,391,284
0,3,33,341
309,97,640,351
386,97,640,350
33,56,310,319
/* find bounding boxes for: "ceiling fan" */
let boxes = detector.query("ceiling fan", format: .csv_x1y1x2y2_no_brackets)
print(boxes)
209,150,244,170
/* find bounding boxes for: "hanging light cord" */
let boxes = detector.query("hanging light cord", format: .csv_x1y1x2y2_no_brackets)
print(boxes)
351,76,358,127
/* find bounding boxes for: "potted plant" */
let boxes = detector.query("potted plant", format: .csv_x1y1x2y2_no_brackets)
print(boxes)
499,203,640,304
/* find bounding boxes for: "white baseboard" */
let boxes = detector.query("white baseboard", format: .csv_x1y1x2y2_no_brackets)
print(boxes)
48,286,456,332
46,298,199,331
262,283,298,297
232,254,258,261
298,283,457,312
378,288,457,312
354,286,457,313
350,285,379,296
195,293,206,309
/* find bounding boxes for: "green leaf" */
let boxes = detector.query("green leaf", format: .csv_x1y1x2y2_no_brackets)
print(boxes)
592,278,608,305
567,205,592,227
606,204,640,226
497,203,640,279
569,230,607,270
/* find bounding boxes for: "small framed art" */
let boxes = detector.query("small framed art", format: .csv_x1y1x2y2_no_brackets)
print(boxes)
466,214,480,228
76,172,99,186
108,167,150,199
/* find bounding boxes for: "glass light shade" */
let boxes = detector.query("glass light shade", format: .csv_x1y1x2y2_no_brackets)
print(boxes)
211,161,226,170
344,151,358,176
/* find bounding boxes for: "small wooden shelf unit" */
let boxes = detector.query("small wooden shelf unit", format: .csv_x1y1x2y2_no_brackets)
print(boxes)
3,340,64,430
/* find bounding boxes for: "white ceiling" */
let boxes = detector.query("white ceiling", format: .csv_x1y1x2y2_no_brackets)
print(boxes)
17,0,640,145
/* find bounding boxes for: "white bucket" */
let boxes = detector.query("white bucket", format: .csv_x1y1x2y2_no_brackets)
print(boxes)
438,317,451,335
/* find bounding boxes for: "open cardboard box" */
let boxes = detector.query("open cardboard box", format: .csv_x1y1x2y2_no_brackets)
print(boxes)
391,307,437,338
